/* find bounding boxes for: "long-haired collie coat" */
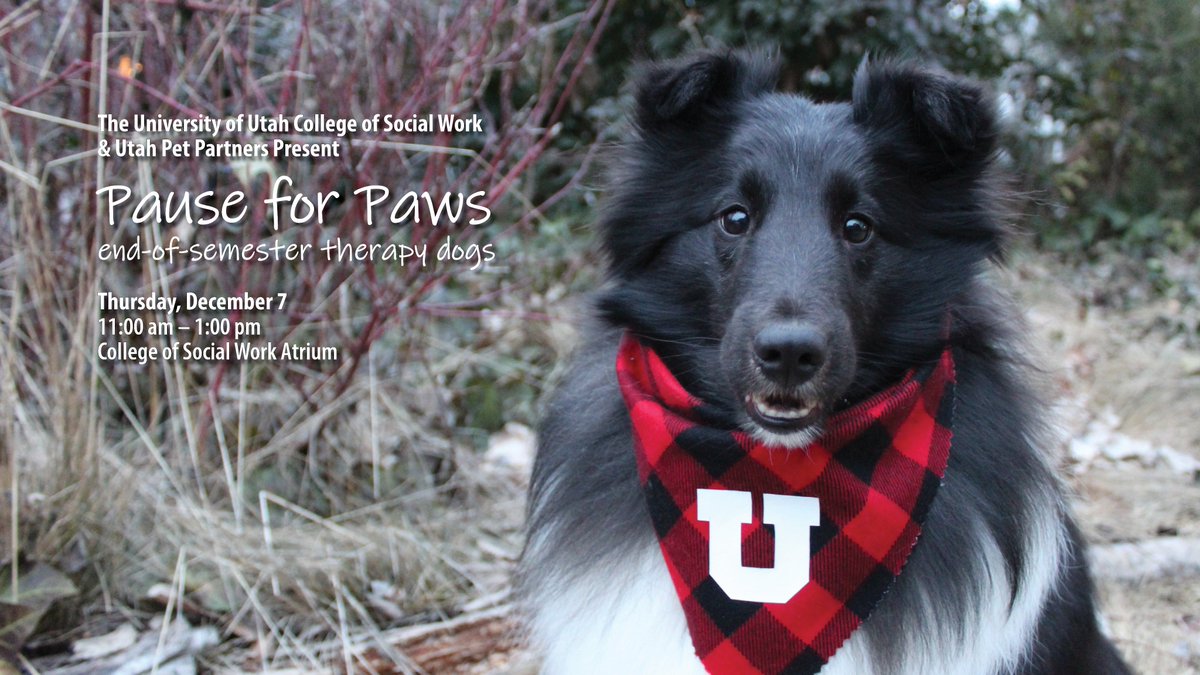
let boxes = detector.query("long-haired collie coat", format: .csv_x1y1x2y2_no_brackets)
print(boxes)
518,52,1131,675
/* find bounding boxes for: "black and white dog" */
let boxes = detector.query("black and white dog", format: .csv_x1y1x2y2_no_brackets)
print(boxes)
519,51,1131,675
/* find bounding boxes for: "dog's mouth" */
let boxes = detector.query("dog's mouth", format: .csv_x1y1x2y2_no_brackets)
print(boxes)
744,392,822,434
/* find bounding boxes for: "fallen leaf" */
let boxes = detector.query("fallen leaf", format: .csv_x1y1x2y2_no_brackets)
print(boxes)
0,603,35,649
0,561,77,653
109,618,218,675
72,623,139,659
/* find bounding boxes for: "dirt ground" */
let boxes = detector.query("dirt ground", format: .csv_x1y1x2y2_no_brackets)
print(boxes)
1010,253,1200,675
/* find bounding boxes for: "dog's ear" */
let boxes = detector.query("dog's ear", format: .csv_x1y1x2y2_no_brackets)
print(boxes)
635,50,778,128
852,60,998,175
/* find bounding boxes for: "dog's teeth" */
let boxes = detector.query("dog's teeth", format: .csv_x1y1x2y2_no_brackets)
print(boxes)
751,395,811,420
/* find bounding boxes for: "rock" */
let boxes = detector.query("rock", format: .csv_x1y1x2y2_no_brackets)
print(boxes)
1063,403,1200,476
1091,537,1200,581
1160,447,1200,474
484,422,536,476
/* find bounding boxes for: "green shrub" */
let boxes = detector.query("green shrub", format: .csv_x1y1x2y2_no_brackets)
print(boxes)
570,0,1014,101
1017,0,1200,252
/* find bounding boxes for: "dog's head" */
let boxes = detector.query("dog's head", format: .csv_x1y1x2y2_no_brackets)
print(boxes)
598,51,1008,446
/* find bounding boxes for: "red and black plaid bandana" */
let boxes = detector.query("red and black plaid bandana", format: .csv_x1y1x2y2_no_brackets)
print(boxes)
615,333,955,675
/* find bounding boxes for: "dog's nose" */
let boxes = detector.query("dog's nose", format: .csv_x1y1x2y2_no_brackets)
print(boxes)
753,323,826,385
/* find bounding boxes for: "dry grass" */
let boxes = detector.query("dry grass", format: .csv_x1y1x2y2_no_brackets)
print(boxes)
1,0,605,670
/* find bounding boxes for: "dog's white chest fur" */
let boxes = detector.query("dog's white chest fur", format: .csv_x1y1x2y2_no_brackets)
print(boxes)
526,503,1065,675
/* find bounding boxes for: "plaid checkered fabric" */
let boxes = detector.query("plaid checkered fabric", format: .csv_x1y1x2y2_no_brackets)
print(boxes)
616,333,955,675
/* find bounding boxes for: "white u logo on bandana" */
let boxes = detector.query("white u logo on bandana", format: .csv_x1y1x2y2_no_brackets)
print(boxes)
696,489,820,604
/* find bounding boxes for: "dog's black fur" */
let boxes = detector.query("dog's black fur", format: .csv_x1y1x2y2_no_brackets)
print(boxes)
521,51,1131,674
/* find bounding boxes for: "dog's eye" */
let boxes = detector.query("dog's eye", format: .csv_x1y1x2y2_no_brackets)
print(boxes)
718,206,751,236
842,216,873,244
